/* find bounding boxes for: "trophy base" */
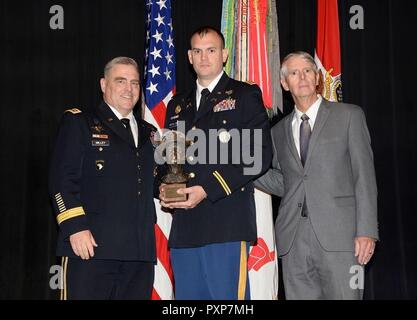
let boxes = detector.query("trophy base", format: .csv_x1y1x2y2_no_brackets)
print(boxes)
163,183,187,202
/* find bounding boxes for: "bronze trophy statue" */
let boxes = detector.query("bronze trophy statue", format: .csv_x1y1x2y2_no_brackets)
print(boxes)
158,130,190,202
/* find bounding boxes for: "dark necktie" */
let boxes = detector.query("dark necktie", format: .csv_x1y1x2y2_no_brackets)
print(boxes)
300,114,311,217
120,118,135,146
198,88,210,111
299,114,311,166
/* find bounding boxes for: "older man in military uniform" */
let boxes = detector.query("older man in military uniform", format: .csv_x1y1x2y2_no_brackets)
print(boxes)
159,26,272,300
49,57,157,299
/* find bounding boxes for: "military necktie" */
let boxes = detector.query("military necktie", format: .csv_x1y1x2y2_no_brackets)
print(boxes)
121,118,135,146
198,88,210,111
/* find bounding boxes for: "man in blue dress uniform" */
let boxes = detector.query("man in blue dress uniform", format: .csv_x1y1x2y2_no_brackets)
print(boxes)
159,27,272,300
49,57,157,299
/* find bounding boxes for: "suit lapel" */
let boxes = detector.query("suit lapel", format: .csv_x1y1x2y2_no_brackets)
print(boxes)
303,99,331,172
95,101,136,149
194,73,230,123
284,111,303,170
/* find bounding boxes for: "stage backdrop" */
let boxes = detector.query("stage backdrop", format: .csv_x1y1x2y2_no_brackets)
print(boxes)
0,0,416,299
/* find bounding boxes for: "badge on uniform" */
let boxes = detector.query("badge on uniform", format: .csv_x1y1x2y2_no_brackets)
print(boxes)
91,131,110,147
175,105,182,114
219,130,231,143
92,134,108,139
92,139,110,147
91,125,104,133
213,98,236,112
96,160,105,171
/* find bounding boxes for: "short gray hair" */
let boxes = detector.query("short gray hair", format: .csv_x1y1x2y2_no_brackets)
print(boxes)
103,56,139,77
280,51,318,78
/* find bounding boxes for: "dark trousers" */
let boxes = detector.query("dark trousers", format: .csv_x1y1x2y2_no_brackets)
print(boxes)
61,257,154,300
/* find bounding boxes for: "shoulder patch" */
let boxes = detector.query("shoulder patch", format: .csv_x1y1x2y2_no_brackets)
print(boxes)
65,108,82,114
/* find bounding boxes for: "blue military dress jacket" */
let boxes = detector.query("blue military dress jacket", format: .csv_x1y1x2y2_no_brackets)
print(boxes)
163,73,272,248
49,101,157,262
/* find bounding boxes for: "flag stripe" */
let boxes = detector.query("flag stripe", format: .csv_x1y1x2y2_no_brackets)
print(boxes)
151,288,161,300
151,100,168,129
153,258,174,299
154,223,174,284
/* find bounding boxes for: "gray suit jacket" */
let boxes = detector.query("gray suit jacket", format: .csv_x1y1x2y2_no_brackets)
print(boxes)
256,99,378,256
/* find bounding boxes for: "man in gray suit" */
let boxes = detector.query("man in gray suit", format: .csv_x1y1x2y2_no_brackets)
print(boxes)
255,51,378,299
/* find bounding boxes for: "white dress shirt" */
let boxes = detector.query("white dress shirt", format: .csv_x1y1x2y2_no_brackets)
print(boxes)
108,104,138,147
195,71,224,110
291,95,322,158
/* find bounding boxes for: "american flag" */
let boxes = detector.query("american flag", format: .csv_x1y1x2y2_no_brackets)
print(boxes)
143,0,175,300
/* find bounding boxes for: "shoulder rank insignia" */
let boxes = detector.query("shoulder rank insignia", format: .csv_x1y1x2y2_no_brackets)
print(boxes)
65,108,82,114
245,80,256,85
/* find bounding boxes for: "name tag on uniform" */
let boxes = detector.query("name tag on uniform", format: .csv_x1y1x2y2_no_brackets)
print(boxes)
92,139,110,147
92,134,108,139
92,133,110,147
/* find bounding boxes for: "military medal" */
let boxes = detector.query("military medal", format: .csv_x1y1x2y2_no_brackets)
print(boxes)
219,130,231,143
